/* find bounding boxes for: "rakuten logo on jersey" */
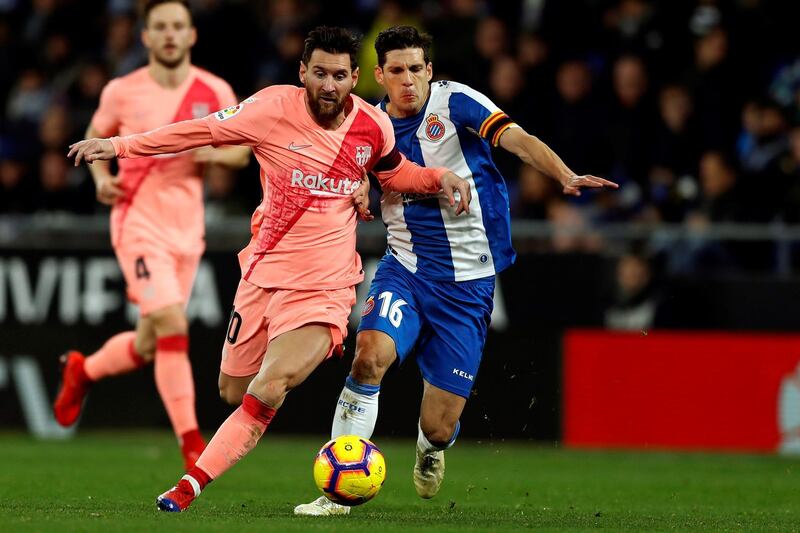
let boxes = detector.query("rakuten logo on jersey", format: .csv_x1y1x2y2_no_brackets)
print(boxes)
291,169,360,196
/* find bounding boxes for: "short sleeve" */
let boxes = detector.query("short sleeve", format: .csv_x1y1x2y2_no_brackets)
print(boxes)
204,90,278,147
447,83,517,147
91,80,122,137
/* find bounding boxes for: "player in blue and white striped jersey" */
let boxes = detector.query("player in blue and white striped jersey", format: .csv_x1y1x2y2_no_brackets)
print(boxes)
295,26,617,516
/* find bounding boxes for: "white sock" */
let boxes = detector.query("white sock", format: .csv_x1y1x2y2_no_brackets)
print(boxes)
331,375,380,439
417,420,461,453
182,474,201,497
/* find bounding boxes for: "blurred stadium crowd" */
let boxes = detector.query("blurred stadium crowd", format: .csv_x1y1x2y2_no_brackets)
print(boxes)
2,0,800,237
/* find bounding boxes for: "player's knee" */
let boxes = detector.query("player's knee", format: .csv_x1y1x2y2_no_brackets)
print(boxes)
352,338,393,382
351,353,386,383
149,306,188,337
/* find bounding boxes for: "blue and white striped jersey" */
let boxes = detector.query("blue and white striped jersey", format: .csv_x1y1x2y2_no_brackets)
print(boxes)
378,80,517,282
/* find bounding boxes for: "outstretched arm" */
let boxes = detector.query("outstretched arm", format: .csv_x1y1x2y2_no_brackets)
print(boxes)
67,119,213,166
498,127,618,196
68,117,217,166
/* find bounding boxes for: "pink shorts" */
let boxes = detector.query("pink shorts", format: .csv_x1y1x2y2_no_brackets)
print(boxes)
115,242,200,316
220,278,356,377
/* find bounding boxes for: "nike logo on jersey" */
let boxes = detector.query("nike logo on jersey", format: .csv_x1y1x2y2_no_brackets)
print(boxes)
288,142,312,151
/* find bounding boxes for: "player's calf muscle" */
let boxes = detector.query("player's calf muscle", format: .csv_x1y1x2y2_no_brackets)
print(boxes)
248,347,328,407
219,387,241,405
420,389,466,442
247,375,291,407
218,373,253,405
420,417,459,445
247,363,308,407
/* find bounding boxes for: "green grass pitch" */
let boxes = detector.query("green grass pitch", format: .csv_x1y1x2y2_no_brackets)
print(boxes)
1,431,799,531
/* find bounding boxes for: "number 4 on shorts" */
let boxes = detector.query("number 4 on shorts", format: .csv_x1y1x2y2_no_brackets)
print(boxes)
377,291,406,327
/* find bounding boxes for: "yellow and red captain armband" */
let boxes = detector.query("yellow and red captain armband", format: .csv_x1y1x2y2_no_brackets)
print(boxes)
479,111,516,147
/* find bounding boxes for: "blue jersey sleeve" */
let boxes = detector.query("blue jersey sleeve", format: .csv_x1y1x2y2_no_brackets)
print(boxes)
446,82,516,147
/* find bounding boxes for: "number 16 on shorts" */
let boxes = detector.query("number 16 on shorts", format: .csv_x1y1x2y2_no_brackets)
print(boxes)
356,262,422,359
376,292,406,327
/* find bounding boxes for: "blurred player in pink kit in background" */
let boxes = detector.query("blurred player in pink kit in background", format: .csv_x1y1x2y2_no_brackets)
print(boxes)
68,25,472,512
53,0,250,471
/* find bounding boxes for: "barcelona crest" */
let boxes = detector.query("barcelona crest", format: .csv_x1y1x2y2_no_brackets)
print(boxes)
355,145,373,166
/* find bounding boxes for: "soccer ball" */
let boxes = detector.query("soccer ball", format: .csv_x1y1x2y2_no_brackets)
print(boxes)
313,435,387,506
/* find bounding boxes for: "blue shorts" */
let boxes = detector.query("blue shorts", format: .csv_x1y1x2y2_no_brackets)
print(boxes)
357,254,494,398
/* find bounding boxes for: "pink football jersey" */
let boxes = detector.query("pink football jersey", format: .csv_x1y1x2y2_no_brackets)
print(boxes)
205,86,395,290
110,85,446,290
92,66,237,253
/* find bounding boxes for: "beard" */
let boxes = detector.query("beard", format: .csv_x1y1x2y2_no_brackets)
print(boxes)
307,89,346,123
153,48,187,69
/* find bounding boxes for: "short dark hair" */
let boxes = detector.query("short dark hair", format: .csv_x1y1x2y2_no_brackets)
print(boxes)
302,26,361,71
141,0,192,26
375,25,432,67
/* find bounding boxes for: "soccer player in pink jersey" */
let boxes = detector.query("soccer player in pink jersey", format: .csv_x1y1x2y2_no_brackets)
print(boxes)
53,0,250,471
68,26,471,512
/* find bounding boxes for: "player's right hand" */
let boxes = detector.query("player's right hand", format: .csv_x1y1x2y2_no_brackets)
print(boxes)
95,175,124,205
67,138,116,166
440,172,471,216
353,167,374,222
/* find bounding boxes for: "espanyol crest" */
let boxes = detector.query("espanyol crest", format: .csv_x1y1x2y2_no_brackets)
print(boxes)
355,145,372,166
425,113,445,141
361,295,375,316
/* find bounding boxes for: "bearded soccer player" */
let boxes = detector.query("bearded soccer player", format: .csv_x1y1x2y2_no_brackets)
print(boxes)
52,0,250,470
68,26,471,512
295,26,618,516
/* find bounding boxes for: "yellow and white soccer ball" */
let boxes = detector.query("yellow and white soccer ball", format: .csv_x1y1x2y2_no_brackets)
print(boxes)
313,435,387,506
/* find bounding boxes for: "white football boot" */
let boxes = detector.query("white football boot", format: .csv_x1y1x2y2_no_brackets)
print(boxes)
413,445,445,498
293,496,351,516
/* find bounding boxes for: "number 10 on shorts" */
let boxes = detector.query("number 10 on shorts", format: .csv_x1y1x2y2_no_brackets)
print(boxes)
378,291,406,327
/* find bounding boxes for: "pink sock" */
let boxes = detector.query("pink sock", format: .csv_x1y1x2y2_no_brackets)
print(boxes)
195,393,276,480
154,335,199,437
83,331,145,381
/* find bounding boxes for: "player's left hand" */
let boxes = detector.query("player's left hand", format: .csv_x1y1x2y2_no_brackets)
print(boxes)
562,174,619,197
353,167,374,221
440,171,471,216
68,138,116,166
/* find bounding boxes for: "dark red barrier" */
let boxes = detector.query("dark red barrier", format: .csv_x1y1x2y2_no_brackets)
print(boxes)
563,330,800,452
